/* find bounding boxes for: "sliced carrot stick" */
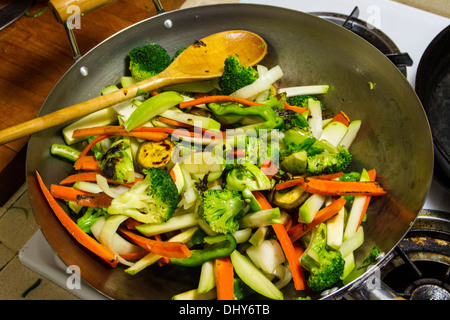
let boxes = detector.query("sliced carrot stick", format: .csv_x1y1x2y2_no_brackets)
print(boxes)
120,250,148,260
117,227,192,259
260,159,278,179
312,172,344,180
215,256,235,300
275,177,305,190
72,125,170,140
284,102,308,114
78,134,109,158
252,191,307,290
59,172,141,186
73,156,101,171
50,184,88,202
73,134,109,170
275,172,345,191
36,171,118,267
301,177,387,196
328,111,350,127
156,117,192,128
356,169,377,230
76,193,113,207
154,234,171,266
179,95,265,109
288,196,347,243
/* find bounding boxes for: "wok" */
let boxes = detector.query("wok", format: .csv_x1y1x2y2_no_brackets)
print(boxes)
26,3,433,300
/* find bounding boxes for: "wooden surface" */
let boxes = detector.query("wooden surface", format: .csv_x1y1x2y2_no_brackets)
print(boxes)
0,0,185,173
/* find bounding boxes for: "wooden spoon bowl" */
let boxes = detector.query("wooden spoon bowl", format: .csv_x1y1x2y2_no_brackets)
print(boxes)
0,30,267,145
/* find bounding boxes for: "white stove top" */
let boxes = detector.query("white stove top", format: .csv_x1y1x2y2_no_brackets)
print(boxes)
19,0,450,300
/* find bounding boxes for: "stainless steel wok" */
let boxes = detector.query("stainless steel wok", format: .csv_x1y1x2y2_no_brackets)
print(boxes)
26,3,433,300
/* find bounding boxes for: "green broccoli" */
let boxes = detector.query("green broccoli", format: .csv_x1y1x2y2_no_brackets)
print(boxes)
107,167,178,224
281,128,352,175
358,246,381,270
288,95,323,110
218,54,259,95
301,222,345,292
307,145,352,176
275,109,310,131
76,207,107,234
201,189,245,234
99,138,135,184
128,43,172,81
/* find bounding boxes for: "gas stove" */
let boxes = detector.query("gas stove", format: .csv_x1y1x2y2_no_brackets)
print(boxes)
19,0,450,300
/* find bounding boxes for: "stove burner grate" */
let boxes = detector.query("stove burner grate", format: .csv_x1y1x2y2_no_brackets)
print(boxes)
379,210,450,300
310,7,413,76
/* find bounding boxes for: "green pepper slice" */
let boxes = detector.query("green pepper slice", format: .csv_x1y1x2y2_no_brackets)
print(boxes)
170,233,237,267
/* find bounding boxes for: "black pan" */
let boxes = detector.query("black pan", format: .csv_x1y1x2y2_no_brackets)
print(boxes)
415,25,450,190
26,3,434,300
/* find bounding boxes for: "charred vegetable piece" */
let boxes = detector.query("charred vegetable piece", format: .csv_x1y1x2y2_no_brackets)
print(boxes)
270,185,309,210
100,138,135,184
136,138,174,169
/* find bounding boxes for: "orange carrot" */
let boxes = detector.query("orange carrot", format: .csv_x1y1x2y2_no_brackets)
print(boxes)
356,169,377,230
275,172,345,191
36,171,118,267
73,134,109,170
275,177,305,190
117,227,192,259
284,102,308,114
215,256,235,300
154,234,171,266
72,125,170,141
119,250,148,260
59,172,142,186
50,184,88,202
76,193,114,207
301,177,387,196
328,111,350,127
73,156,101,171
252,191,307,290
77,134,109,159
288,196,347,243
260,159,278,179
156,117,192,128
312,172,345,180
179,95,265,109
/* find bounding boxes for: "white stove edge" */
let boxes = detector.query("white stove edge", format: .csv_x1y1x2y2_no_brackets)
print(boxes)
18,0,450,300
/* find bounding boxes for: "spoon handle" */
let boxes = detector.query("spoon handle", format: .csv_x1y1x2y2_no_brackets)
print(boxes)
0,74,171,145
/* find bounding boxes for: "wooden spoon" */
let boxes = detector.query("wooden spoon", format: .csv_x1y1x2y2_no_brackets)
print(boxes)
0,30,267,145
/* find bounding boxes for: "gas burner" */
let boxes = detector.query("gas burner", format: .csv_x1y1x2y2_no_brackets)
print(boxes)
310,6,413,76
380,209,450,300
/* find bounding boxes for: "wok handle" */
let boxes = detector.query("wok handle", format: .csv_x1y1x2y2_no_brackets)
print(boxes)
49,0,115,24
345,269,406,300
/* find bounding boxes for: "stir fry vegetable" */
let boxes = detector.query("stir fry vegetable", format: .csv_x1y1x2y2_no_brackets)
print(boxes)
39,38,388,300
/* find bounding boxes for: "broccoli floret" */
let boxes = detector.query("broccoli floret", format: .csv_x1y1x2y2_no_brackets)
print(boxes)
107,167,178,224
128,43,172,81
99,138,135,184
301,223,345,292
201,189,245,234
288,95,323,110
76,207,107,234
358,246,381,270
307,145,352,175
218,54,258,95
275,109,310,131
